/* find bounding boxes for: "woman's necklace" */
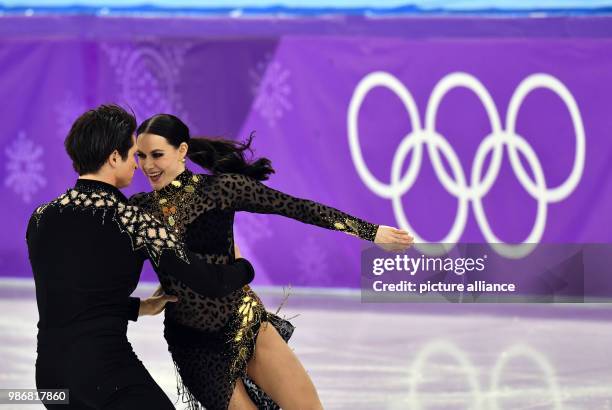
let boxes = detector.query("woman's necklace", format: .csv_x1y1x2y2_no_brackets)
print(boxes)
153,172,200,237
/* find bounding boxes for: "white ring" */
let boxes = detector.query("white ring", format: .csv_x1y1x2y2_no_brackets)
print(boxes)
348,71,585,256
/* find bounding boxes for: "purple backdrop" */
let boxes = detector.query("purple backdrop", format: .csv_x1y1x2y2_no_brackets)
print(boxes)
2,16,611,287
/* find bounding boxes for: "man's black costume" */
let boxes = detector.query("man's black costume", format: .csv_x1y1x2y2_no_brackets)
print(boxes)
27,179,255,409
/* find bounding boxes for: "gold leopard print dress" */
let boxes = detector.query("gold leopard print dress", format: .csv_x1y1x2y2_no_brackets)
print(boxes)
130,169,378,410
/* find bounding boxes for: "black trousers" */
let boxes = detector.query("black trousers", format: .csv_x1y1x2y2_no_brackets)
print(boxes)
35,318,174,410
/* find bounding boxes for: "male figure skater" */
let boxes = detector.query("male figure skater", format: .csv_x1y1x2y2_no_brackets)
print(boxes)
26,105,255,409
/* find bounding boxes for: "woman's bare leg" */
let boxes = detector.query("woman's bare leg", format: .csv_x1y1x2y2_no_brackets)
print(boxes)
230,243,321,408
246,322,323,410
228,379,257,410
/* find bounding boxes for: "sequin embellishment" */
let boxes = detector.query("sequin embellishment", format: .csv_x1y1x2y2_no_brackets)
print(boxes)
33,189,188,267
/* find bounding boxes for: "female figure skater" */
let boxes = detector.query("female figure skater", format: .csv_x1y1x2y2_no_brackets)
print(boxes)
130,114,413,410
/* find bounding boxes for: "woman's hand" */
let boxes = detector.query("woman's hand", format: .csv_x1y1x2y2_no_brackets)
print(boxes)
374,225,414,251
139,287,178,317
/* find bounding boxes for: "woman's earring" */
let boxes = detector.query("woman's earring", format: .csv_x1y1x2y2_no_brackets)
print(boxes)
181,158,186,163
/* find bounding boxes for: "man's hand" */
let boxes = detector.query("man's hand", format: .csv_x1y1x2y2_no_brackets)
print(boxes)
139,288,178,317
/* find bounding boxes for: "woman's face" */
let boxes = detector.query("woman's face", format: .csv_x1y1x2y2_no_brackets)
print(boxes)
136,133,187,190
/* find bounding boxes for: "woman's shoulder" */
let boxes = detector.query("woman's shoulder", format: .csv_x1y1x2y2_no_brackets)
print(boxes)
208,172,257,185
205,173,263,196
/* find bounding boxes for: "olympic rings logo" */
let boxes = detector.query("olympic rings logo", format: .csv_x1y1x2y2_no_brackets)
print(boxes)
348,72,585,258
400,340,563,410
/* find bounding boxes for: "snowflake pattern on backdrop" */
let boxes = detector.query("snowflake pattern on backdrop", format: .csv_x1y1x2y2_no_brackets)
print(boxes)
4,132,46,203
101,43,191,123
295,235,330,285
55,92,88,139
249,53,293,128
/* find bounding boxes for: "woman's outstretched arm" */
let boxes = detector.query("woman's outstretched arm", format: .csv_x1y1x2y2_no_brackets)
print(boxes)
218,173,413,246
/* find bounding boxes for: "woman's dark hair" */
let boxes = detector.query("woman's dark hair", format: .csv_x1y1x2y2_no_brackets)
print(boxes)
65,104,136,175
136,114,274,181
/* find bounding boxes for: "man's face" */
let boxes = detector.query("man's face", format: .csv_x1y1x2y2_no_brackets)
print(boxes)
115,136,138,188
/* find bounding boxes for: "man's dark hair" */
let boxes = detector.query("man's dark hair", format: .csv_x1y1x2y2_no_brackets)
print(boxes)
65,104,137,175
